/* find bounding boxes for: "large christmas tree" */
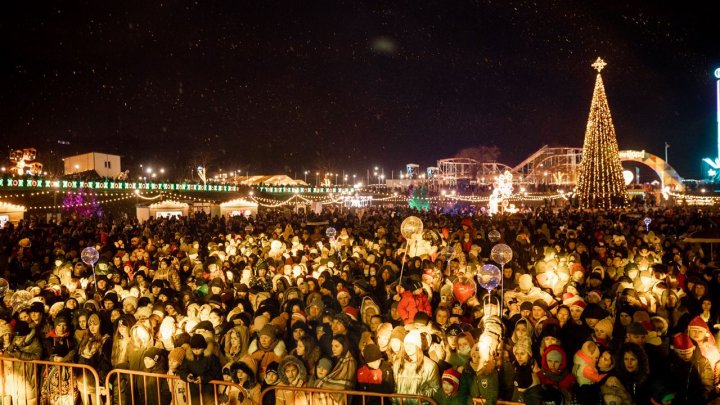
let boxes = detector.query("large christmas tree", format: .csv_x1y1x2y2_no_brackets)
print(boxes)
576,58,627,209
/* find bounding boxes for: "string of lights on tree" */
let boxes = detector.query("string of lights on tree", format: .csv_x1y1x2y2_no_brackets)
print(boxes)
575,58,628,209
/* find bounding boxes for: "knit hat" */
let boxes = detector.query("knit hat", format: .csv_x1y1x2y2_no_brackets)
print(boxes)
532,299,548,313
168,347,186,363
123,296,139,309
190,333,208,349
513,336,532,355
442,368,461,393
626,322,648,336
519,301,533,312
0,323,11,337
193,320,214,333
672,333,695,351
362,344,383,363
594,318,614,337
259,324,277,340
317,358,333,371
583,304,606,320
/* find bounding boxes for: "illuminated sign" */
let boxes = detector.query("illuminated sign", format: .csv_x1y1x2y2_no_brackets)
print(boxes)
619,150,647,161
0,178,237,192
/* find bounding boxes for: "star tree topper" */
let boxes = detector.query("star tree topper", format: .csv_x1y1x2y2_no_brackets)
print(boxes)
592,57,607,73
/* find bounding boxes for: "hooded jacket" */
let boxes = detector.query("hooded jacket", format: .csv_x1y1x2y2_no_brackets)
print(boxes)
536,345,575,390
397,290,431,325
276,355,309,405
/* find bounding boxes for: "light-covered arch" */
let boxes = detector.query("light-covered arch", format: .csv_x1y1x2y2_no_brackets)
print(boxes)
619,150,684,191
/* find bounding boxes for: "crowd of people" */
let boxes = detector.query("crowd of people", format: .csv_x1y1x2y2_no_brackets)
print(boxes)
0,205,719,405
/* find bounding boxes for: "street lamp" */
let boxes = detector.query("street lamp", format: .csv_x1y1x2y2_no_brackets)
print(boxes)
304,171,309,183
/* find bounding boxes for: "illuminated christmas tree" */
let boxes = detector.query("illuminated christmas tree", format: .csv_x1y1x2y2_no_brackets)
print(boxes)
576,58,627,209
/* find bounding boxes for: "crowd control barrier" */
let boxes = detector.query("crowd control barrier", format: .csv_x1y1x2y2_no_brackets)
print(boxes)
0,356,103,405
105,368,242,405
260,386,438,405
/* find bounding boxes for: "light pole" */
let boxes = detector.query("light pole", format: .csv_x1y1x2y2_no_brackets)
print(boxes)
304,171,309,183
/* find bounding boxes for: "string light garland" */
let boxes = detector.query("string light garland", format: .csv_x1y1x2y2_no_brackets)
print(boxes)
576,57,628,209
27,194,136,210
161,191,217,204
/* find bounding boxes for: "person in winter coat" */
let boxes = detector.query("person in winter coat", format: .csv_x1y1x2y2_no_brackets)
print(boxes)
509,336,538,403
667,332,714,405
467,336,498,405
167,347,189,405
2,320,42,405
43,315,77,362
397,281,432,325
393,330,439,403
292,335,320,375
276,355,309,405
232,356,261,405
76,313,112,405
222,325,251,364
136,346,171,405
178,333,223,405
355,344,394,404
615,342,651,405
433,368,468,405
573,340,607,403
248,324,286,381
315,334,357,404
536,344,575,404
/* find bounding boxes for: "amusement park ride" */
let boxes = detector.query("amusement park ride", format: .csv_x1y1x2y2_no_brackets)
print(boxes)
400,145,685,191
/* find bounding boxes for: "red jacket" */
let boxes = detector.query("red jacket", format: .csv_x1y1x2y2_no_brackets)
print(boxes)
397,290,432,324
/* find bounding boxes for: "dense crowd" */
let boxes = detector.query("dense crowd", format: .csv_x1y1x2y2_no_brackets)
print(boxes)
1,206,720,405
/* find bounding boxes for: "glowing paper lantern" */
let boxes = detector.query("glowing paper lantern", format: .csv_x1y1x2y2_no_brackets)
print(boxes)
490,244,513,265
400,216,423,239
622,170,634,186
81,247,99,266
478,264,501,291
488,230,501,243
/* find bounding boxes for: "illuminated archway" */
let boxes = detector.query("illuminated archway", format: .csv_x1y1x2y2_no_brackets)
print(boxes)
619,150,684,191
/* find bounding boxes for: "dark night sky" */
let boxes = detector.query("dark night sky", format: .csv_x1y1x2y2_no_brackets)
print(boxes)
1,1,718,179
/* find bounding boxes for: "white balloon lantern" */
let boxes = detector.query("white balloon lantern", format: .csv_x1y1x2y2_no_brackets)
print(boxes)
401,216,424,240
488,230,501,243
398,216,424,282
490,244,513,266
490,243,513,316
81,246,100,284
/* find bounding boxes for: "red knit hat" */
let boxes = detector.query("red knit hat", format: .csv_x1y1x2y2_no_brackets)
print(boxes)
672,333,695,351
442,368,461,392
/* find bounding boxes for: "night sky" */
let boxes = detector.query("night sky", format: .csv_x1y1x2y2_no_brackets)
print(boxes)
2,1,718,180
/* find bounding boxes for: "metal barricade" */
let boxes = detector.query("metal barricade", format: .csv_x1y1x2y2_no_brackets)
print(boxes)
260,386,438,405
104,368,242,405
0,356,102,405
